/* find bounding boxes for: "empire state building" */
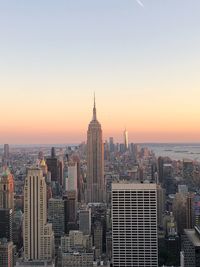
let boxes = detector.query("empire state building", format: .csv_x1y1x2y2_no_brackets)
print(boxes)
86,97,104,203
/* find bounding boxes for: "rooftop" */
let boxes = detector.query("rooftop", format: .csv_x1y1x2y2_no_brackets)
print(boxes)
184,227,200,247
112,181,157,190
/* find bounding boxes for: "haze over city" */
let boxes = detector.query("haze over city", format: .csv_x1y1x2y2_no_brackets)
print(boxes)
1,0,200,143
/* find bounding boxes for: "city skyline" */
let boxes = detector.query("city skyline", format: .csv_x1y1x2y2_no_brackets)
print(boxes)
1,1,200,143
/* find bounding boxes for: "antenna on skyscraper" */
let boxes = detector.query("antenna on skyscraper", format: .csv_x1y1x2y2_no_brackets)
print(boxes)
94,92,96,108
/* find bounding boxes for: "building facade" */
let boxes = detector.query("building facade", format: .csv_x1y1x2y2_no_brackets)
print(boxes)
112,182,158,267
183,226,200,267
0,238,14,267
79,208,91,235
23,168,54,260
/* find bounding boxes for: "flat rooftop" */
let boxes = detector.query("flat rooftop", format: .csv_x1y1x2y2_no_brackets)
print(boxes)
112,182,157,190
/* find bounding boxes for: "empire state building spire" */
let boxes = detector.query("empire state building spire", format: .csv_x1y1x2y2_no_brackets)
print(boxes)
93,93,97,121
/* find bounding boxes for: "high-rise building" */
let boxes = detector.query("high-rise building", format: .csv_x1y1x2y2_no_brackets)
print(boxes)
23,168,54,260
93,221,103,259
2,144,10,167
158,157,164,184
71,155,82,203
48,198,65,237
183,159,194,181
12,210,23,250
124,129,128,150
0,238,15,267
58,159,64,186
112,182,158,267
46,147,60,183
86,96,104,203
109,137,114,153
157,185,165,227
48,198,64,251
0,168,14,210
79,208,91,235
67,163,78,193
0,208,13,241
63,191,77,233
173,193,187,235
3,144,9,159
183,226,200,267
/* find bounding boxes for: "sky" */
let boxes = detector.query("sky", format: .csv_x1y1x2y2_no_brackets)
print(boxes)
1,0,200,144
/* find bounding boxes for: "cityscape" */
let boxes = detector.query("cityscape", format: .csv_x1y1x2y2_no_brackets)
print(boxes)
1,1,200,267
1,99,200,266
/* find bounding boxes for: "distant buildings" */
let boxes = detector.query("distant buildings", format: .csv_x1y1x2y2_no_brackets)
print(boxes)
183,159,194,180
86,97,104,203
112,182,158,267
60,230,93,267
62,252,93,267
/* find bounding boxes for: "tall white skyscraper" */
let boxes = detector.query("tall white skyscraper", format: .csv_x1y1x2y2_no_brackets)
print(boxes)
112,182,158,267
23,168,54,260
124,128,128,150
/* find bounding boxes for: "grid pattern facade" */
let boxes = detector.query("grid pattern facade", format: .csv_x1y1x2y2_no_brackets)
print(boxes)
112,183,158,267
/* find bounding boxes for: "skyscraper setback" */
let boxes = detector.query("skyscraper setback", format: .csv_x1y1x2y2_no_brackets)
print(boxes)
86,97,104,203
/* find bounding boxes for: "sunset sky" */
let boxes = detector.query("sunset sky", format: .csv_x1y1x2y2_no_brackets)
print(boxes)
1,0,200,144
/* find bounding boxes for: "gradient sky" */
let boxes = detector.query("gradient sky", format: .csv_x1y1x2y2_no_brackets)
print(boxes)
1,0,200,144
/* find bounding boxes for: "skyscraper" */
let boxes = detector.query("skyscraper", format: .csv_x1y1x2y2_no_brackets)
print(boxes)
46,147,61,183
0,168,14,210
112,182,158,267
23,168,54,260
0,209,13,241
86,96,104,203
0,238,15,267
183,226,200,267
124,128,128,150
67,162,78,193
63,191,77,233
2,144,10,167
79,208,91,235
3,144,9,159
48,198,65,237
